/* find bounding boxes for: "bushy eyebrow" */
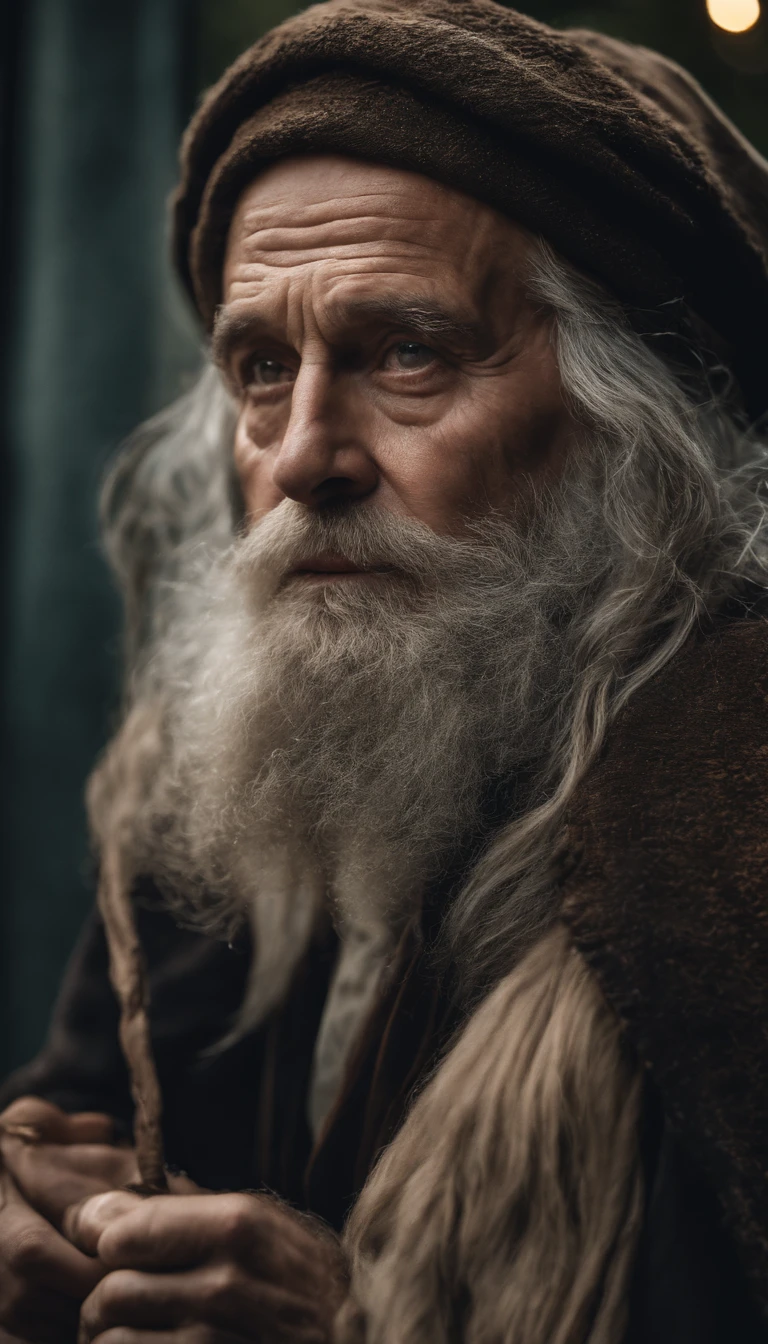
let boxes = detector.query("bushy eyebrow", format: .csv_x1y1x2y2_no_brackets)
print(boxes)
211,309,270,371
210,295,486,370
338,296,485,348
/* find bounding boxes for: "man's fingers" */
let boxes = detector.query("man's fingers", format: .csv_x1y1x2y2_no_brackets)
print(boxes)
93,1192,343,1296
0,1098,72,1146
66,1182,209,1259
62,1114,115,1145
79,1265,316,1342
0,1096,130,1230
95,1194,265,1272
0,1102,114,1145
0,1099,113,1148
3,1140,138,1230
74,1195,345,1344
65,1192,143,1256
0,1170,105,1300
79,1269,186,1335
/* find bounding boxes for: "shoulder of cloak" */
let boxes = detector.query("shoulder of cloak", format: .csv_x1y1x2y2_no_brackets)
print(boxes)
560,610,768,1308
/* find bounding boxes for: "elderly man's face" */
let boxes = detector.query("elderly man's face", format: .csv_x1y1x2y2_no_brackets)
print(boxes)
217,156,576,541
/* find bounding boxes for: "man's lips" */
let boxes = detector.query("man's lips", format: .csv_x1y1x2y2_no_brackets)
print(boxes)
289,553,392,580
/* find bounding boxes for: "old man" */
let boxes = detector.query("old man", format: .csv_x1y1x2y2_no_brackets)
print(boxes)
1,1,768,1341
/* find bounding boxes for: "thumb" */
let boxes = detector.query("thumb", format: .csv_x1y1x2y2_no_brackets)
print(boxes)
62,1113,117,1144
63,1189,143,1256
0,1097,114,1146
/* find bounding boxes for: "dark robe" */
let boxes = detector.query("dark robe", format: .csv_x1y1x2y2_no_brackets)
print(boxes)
3,611,768,1340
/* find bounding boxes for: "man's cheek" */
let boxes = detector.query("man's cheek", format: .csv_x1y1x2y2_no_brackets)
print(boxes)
235,421,286,519
369,418,475,531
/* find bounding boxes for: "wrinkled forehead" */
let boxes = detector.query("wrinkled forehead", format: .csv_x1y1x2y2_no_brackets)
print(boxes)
221,154,537,312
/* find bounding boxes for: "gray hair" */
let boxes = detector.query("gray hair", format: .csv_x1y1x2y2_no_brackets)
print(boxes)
98,243,768,1005
100,362,237,687
444,244,768,1001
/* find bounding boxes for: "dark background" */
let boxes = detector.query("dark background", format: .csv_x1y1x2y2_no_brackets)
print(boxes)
1,0,767,1079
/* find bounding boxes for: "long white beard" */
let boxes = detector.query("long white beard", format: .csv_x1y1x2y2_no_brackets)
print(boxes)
137,477,607,1026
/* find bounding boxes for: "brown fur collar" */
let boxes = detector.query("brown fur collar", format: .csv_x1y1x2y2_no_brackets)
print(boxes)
559,612,768,1311
338,925,643,1344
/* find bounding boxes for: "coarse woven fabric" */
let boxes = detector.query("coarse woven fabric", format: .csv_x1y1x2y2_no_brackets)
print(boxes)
172,0,768,419
559,608,768,1318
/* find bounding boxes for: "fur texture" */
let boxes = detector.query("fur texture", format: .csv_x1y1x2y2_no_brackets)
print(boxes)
336,924,643,1344
558,611,768,1314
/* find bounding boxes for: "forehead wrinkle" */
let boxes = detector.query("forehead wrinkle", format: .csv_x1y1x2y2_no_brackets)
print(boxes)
239,229,443,271
233,203,466,270
237,186,456,232
210,274,341,365
217,252,495,363
224,253,471,320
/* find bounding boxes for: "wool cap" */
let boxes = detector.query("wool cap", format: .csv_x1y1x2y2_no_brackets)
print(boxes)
173,0,768,419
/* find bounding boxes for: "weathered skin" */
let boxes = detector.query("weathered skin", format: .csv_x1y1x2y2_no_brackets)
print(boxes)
0,1098,133,1342
219,156,576,538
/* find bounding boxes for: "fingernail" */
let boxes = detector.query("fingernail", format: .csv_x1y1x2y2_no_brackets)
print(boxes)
63,1198,87,1249
65,1189,143,1254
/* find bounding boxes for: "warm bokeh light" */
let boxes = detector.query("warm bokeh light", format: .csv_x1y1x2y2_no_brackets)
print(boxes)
706,0,761,32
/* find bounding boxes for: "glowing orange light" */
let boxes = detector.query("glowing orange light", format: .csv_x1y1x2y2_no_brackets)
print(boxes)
706,0,761,32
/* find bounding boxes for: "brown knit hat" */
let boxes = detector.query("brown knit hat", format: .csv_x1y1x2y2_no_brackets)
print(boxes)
173,0,768,420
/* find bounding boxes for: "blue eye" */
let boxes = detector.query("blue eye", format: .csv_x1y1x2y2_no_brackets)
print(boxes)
248,358,294,387
386,342,436,371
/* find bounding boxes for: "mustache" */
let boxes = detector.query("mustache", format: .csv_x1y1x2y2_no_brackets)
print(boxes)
231,499,527,594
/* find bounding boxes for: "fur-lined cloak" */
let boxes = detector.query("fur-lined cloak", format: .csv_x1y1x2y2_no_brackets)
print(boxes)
3,612,768,1339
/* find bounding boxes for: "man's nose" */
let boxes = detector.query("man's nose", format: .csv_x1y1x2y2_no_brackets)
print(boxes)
271,363,378,509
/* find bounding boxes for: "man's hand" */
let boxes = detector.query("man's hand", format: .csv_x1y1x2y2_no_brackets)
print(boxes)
73,1190,349,1344
0,1097,136,1343
1,1098,138,1230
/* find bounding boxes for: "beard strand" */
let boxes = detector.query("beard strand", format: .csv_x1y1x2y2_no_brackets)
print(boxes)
132,476,607,1024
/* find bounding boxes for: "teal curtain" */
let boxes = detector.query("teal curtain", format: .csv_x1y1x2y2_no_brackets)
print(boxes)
1,0,199,1073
